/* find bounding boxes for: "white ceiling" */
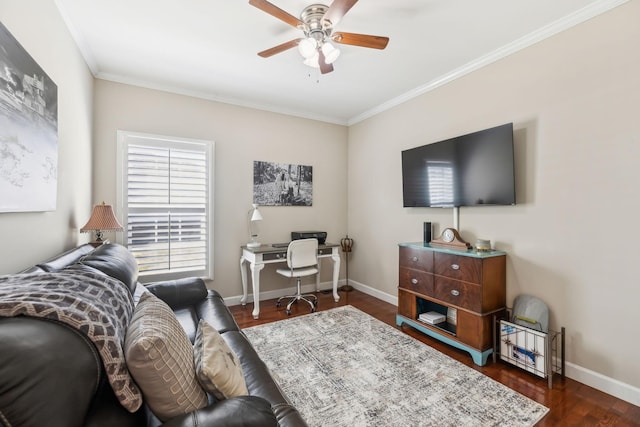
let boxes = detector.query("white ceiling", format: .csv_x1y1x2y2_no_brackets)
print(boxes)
55,0,623,125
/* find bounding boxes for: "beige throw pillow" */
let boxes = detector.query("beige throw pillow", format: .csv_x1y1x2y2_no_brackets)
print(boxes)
193,319,249,400
124,292,208,421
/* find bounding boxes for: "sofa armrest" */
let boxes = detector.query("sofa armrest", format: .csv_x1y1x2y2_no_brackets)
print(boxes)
145,278,208,310
161,396,278,427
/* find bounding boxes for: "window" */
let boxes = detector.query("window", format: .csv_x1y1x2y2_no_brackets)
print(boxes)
117,131,214,282
427,161,454,206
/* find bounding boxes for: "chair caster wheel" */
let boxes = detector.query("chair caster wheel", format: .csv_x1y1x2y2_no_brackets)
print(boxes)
276,301,281,308
313,300,318,307
311,308,316,313
286,309,291,315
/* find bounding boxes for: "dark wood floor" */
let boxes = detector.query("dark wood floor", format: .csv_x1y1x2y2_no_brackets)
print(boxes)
229,289,640,426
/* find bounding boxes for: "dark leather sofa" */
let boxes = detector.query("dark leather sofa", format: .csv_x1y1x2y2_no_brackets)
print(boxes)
0,243,308,427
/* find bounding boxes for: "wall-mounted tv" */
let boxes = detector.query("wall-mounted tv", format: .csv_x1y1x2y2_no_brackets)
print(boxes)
402,123,515,208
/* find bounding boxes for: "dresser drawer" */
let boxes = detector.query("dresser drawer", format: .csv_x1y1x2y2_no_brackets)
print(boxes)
434,253,481,283
434,277,481,312
399,267,434,296
399,247,433,272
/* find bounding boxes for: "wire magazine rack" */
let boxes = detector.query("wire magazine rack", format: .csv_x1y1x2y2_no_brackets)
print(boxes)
493,311,565,389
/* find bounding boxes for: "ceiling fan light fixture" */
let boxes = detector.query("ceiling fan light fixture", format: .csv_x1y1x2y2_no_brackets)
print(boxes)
321,42,340,64
250,0,389,75
303,52,320,68
298,37,317,59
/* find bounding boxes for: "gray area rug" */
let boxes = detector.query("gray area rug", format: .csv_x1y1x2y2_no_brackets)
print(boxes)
243,305,548,426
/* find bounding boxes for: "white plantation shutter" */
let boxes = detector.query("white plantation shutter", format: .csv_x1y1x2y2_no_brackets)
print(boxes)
427,161,454,207
117,132,214,281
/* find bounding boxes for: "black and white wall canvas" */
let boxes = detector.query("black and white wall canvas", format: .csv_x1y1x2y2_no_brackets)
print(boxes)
0,22,58,212
253,161,313,206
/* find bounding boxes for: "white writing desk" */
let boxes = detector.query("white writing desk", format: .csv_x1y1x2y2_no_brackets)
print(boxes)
240,243,341,319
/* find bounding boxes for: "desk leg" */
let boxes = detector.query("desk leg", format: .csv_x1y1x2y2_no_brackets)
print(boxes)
250,262,264,319
331,251,341,302
315,259,322,293
240,256,248,305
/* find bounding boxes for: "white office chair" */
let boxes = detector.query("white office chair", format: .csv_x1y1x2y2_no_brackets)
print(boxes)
276,238,319,315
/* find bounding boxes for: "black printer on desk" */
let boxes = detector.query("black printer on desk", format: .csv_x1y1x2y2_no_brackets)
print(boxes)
291,231,327,244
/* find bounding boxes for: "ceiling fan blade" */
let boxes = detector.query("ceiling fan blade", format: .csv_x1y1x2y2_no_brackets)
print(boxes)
332,32,389,49
318,49,334,74
322,0,358,27
249,0,305,29
258,39,301,58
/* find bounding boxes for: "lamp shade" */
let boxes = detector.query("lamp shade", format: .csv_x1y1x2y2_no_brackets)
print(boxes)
250,204,263,222
298,37,317,59
303,52,320,68
247,204,263,248
321,42,340,64
80,202,123,233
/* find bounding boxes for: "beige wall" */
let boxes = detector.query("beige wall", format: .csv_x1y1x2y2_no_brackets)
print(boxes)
0,0,94,273
2,0,637,406
92,81,348,298
348,2,640,394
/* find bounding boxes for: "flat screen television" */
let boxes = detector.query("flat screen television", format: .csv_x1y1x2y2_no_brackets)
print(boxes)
402,123,515,207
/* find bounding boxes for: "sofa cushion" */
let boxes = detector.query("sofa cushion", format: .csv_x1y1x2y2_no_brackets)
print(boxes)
195,289,241,334
78,243,138,294
124,292,208,421
146,282,241,343
146,278,208,310
194,320,248,400
161,396,279,427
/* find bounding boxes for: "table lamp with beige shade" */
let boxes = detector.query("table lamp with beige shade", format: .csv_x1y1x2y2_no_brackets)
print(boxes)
80,202,124,247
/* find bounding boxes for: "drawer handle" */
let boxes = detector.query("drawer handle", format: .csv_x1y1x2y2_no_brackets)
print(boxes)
451,289,460,296
411,278,419,285
412,256,419,262
451,264,460,270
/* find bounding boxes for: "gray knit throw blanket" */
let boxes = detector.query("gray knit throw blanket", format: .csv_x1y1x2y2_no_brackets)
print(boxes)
0,270,142,412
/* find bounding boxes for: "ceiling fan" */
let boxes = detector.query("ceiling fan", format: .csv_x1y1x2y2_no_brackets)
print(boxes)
249,0,389,74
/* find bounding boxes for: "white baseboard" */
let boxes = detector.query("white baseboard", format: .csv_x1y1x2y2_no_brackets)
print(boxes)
347,279,398,306
565,361,640,407
352,283,640,407
225,279,640,407
224,280,341,307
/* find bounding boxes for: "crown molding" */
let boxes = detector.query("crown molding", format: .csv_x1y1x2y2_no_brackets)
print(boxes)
348,0,630,126
95,72,348,126
57,0,629,127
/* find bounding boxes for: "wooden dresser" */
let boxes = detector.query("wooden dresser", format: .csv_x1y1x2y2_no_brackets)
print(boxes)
396,242,506,365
